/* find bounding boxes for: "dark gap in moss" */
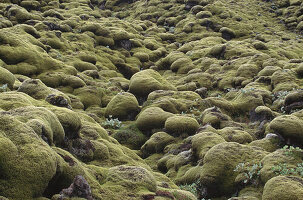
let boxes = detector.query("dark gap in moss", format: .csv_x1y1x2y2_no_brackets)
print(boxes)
42,170,72,198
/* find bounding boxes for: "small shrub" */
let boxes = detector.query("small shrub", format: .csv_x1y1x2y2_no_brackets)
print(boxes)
0,84,8,92
179,180,210,199
179,181,199,197
234,162,262,185
282,145,302,157
271,162,303,177
102,115,122,129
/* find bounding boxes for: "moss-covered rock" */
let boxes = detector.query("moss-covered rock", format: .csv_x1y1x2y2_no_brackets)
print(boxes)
129,69,176,97
198,142,267,198
105,92,140,120
112,123,147,150
192,131,226,160
0,115,59,199
262,176,303,200
105,165,157,192
141,132,175,157
136,107,174,132
0,66,15,89
164,116,199,136
269,114,303,143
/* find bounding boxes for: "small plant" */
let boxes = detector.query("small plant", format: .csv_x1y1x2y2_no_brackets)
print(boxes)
282,145,302,157
0,84,8,92
271,162,303,177
240,87,255,94
102,115,122,129
179,180,209,199
179,181,199,197
234,162,263,184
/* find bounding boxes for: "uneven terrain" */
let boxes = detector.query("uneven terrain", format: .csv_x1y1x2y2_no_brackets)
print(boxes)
1,0,303,199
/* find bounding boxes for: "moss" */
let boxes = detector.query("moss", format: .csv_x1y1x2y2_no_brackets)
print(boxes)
105,92,140,120
164,116,199,136
73,61,98,72
0,115,59,199
105,165,157,192
136,107,174,132
141,132,175,157
0,66,15,89
262,176,303,200
192,131,226,161
17,79,71,103
145,90,202,114
73,86,103,109
48,106,82,140
269,115,303,143
112,123,147,150
129,69,176,97
236,64,259,78
231,88,264,114
219,27,236,40
260,148,303,183
4,5,42,24
218,127,253,144
133,52,150,62
198,142,268,197
170,57,195,74
248,136,280,152
200,106,231,128
7,106,65,145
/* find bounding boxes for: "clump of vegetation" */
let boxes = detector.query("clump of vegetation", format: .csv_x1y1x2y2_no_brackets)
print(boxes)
102,115,122,129
179,181,199,197
179,180,210,200
0,84,8,92
234,162,263,184
271,162,303,177
282,145,303,157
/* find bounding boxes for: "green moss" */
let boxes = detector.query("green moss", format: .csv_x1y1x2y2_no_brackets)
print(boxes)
105,165,157,192
218,127,253,144
141,132,175,157
0,66,15,89
105,92,140,120
198,142,268,197
164,116,199,136
262,176,303,200
192,131,226,160
112,123,147,150
0,115,59,199
136,107,174,132
129,69,176,97
73,86,103,109
269,115,303,143
73,61,98,72
170,57,195,74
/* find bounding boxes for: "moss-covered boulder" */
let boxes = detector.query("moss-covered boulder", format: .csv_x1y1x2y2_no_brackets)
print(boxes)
136,107,174,132
105,92,140,120
141,132,175,157
129,69,176,97
0,115,59,199
198,142,268,198
112,124,147,150
105,165,157,193
192,131,226,160
269,114,303,143
73,86,103,109
164,116,199,136
0,66,15,90
218,127,253,144
262,176,303,200
5,106,65,145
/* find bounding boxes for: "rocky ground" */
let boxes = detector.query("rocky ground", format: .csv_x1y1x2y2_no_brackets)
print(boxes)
1,0,303,199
